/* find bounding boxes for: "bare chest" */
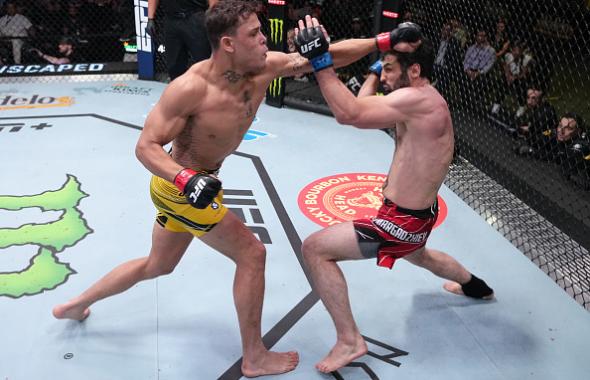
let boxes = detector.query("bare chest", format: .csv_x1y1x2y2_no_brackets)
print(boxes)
173,86,265,165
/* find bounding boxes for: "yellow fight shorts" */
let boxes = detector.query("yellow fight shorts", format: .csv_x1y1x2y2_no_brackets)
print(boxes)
149,175,228,237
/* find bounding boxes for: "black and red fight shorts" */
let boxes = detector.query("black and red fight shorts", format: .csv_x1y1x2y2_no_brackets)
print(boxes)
353,198,439,269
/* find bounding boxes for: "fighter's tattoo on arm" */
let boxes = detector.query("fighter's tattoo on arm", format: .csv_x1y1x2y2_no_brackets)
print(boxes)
289,54,308,73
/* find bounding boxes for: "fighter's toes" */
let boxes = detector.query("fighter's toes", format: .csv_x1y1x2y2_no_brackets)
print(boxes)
52,302,91,321
241,350,299,378
443,281,464,296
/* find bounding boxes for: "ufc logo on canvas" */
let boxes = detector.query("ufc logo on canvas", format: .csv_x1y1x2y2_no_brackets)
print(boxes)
301,38,321,53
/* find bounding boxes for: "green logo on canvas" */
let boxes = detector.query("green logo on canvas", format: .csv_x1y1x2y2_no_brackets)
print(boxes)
0,175,92,298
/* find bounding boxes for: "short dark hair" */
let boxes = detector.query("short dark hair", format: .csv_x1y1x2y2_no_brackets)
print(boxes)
385,38,434,80
206,0,258,50
59,36,74,46
563,112,587,132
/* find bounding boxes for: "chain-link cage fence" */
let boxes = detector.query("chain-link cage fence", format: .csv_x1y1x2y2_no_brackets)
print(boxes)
405,0,590,310
279,0,590,309
0,0,137,82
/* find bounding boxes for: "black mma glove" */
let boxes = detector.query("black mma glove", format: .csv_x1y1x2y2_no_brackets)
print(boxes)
375,22,422,52
174,168,221,209
294,26,333,72
146,18,156,37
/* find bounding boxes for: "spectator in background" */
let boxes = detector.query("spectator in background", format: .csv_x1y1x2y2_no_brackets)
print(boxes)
62,1,88,41
347,17,368,39
0,1,33,64
462,28,496,112
545,114,589,190
29,36,83,64
339,15,370,83
294,0,313,20
463,29,496,78
30,1,66,41
503,42,532,100
310,0,321,20
514,87,557,153
449,18,467,48
520,113,590,190
433,21,463,100
491,41,533,115
491,17,510,58
402,9,413,22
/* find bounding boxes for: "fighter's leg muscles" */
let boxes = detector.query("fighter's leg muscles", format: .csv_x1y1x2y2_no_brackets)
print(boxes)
301,222,368,373
404,247,493,299
404,247,471,283
199,211,298,377
53,223,193,321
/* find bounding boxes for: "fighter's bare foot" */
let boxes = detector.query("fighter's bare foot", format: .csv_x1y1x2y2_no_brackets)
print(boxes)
443,281,494,300
52,301,91,321
315,337,368,373
241,350,299,378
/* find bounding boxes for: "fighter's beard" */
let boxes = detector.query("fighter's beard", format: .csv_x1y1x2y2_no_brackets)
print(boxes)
392,71,411,91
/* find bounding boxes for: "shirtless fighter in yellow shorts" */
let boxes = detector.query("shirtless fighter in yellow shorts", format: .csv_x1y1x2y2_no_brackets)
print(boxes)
52,1,388,377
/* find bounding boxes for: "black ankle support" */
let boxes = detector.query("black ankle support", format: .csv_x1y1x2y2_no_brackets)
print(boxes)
461,274,493,298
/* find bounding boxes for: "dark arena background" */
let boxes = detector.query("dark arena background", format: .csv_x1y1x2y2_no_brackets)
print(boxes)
1,1,590,379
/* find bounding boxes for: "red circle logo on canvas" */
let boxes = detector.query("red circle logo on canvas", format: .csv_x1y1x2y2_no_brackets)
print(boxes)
298,173,448,228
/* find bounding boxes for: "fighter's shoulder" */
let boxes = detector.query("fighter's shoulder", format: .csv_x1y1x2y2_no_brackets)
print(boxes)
388,86,445,110
165,69,209,99
386,86,423,104
158,71,209,115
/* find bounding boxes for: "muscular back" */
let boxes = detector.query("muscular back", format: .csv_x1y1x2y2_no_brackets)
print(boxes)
384,85,454,209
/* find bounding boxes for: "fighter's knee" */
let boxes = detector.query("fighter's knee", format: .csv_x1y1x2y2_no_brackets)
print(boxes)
301,234,321,263
251,242,266,261
239,240,266,267
144,260,176,279
158,265,176,277
405,247,430,267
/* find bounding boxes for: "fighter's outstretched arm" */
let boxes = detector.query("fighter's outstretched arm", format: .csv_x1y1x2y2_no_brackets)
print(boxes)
314,68,414,129
267,36,376,79
136,80,202,182
268,16,376,78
